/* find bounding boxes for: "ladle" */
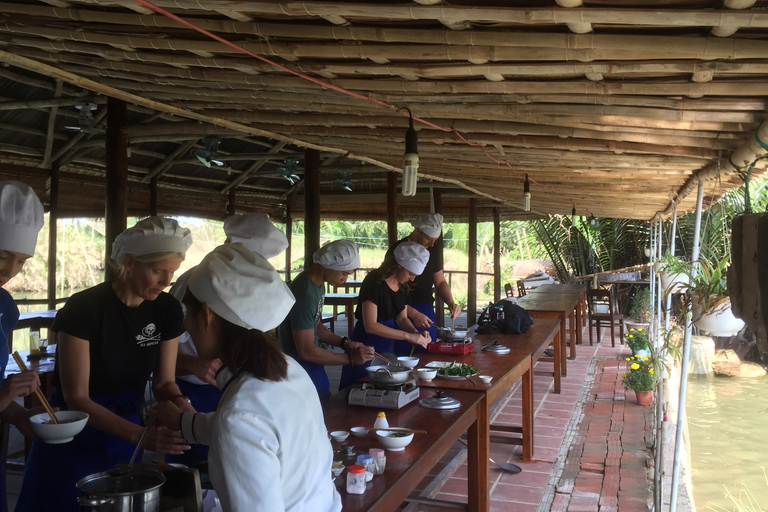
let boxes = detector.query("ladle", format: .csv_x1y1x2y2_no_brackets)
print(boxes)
111,417,154,477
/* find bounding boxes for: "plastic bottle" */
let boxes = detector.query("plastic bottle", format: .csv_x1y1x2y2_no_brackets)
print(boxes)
373,411,389,430
346,465,366,494
356,454,375,482
497,305,505,321
369,448,386,475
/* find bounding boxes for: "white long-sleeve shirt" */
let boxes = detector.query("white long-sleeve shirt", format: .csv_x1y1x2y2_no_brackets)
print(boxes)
180,359,341,512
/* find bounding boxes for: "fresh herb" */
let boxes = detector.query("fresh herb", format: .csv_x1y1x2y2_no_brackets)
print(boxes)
390,432,411,438
436,362,479,377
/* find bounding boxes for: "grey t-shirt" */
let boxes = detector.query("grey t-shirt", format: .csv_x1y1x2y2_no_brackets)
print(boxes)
277,272,325,360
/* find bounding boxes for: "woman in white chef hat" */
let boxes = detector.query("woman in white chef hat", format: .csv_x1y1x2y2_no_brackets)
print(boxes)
338,241,432,390
16,216,195,512
0,181,49,508
153,243,342,511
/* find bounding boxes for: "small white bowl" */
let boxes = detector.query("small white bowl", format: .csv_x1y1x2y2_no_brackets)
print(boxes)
415,368,437,381
397,356,419,369
376,427,414,451
350,426,369,438
330,430,350,442
331,464,345,477
30,410,89,444
479,375,493,384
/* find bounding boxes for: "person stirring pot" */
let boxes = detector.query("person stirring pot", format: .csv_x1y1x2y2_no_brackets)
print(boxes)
152,244,342,511
15,217,195,512
338,241,431,390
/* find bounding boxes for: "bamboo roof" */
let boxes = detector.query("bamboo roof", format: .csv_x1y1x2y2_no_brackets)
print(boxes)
0,0,767,222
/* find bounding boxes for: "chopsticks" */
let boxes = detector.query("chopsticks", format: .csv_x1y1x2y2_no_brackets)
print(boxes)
373,352,394,366
11,351,58,424
368,427,427,435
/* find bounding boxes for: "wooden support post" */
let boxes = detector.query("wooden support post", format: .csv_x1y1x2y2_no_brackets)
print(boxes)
468,198,478,326
494,207,501,303
47,159,59,310
304,148,321,265
227,188,236,217
387,171,398,246
150,176,158,216
433,189,445,328
285,207,292,283
104,97,128,281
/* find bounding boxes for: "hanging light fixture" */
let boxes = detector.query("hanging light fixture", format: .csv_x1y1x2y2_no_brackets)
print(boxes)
402,108,419,197
589,214,598,227
523,174,531,211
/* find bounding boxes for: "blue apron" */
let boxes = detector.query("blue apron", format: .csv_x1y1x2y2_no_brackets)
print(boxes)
393,302,436,356
166,379,221,466
14,388,140,512
339,318,398,391
296,359,332,400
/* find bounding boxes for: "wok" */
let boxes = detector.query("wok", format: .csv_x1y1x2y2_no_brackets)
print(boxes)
437,327,470,341
366,364,412,386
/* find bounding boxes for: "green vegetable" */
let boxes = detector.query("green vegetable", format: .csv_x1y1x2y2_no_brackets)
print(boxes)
390,432,411,438
436,362,479,377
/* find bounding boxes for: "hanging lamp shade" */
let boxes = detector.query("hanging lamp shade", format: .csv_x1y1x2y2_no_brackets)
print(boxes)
402,108,419,197
523,174,531,211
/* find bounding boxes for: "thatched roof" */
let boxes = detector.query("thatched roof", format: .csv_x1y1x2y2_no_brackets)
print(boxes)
0,0,767,222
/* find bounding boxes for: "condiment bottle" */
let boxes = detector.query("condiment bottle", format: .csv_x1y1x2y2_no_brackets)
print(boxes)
346,465,366,495
369,448,386,475
373,411,389,430
29,330,40,356
356,454,375,482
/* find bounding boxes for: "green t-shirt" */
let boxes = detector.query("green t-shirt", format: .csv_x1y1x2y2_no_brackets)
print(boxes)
277,273,326,360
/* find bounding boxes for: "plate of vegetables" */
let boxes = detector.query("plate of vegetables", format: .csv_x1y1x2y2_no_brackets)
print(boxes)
426,362,479,379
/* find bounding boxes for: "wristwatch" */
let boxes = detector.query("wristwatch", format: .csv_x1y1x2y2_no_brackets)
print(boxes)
339,336,351,351
174,394,192,405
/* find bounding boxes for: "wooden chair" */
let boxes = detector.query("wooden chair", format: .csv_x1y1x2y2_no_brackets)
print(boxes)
504,283,514,298
516,280,527,297
587,288,625,347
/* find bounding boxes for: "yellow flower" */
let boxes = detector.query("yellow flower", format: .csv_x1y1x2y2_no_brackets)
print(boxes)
649,369,654,374
628,335,634,338
625,358,631,361
622,373,629,378
630,328,635,332
637,328,643,332
631,363,640,370
643,355,649,360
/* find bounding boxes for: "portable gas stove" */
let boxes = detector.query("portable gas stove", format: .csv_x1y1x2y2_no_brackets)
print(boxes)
347,381,420,409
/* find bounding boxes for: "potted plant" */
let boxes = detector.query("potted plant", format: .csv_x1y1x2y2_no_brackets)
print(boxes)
622,353,657,405
657,253,690,294
684,255,745,336
623,327,650,357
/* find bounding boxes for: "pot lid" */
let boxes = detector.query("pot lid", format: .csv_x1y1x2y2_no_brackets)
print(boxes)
418,390,461,410
482,340,510,354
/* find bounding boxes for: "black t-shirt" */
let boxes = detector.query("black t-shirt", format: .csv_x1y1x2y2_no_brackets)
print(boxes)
384,238,443,304
51,282,185,396
354,269,407,322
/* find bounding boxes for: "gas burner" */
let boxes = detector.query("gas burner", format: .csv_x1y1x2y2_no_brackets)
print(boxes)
364,381,418,393
348,383,420,409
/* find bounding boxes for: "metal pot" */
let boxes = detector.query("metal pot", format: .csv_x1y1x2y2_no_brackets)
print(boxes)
366,364,411,386
437,327,469,341
76,469,166,512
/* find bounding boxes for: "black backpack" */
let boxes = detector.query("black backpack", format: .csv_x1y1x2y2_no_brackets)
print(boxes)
476,300,534,335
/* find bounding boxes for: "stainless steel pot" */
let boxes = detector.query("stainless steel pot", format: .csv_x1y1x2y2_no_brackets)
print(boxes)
76,469,166,512
366,364,411,386
437,327,469,341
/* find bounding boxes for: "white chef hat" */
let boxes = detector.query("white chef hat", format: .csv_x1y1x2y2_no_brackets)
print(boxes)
187,243,295,331
411,213,443,238
394,241,430,275
313,240,360,271
0,181,44,257
111,216,193,264
223,213,288,259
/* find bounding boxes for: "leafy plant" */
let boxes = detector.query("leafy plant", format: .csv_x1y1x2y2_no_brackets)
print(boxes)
658,253,689,275
624,327,650,353
628,288,651,323
622,354,656,392
680,254,731,313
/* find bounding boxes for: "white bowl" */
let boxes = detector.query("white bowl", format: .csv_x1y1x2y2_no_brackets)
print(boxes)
397,356,419,369
376,427,414,451
30,410,89,444
350,426,369,438
331,463,345,477
479,375,493,384
415,368,437,381
330,430,350,442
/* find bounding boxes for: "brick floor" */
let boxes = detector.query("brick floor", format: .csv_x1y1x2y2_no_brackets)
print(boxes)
401,321,655,512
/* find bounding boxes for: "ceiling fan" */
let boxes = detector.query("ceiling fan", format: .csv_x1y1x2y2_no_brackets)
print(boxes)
277,158,301,184
63,99,98,133
191,138,224,168
334,172,354,192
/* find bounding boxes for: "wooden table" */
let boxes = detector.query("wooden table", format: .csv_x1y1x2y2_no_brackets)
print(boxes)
516,293,581,373
418,317,560,461
332,279,363,293
324,387,485,512
325,293,359,333
8,309,58,352
528,283,587,330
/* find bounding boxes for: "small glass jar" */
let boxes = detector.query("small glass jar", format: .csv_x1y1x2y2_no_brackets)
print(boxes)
369,448,386,475
356,454,375,482
346,465,366,495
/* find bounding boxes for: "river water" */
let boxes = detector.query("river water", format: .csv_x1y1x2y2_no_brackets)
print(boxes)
687,374,768,509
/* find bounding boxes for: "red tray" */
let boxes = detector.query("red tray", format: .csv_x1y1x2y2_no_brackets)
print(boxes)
427,341,474,355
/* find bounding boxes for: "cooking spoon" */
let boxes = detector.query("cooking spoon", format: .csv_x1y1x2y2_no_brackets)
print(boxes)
489,457,522,474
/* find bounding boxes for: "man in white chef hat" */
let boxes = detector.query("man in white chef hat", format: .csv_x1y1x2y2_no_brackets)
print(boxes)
384,213,461,354
277,240,375,399
167,212,288,465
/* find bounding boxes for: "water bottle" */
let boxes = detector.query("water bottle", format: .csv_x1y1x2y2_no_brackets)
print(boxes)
497,305,505,321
